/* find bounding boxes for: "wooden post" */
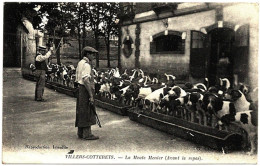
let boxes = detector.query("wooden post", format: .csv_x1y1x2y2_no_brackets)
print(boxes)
180,108,184,119
191,112,195,122
211,116,217,128
203,113,207,126
183,109,187,120
198,112,202,125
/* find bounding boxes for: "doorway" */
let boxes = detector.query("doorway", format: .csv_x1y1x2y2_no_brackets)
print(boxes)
207,28,235,87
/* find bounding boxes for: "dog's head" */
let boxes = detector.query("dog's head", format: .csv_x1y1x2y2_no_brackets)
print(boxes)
168,86,181,98
183,82,193,90
208,86,219,94
230,89,243,101
187,92,203,107
239,84,249,96
202,93,223,114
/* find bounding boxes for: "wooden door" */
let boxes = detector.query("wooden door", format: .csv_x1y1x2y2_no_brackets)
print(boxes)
190,31,208,78
233,24,249,85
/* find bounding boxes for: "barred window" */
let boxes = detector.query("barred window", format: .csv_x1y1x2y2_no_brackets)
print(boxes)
150,31,185,54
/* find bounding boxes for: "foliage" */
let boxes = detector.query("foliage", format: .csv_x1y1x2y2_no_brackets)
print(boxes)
4,2,40,33
100,3,120,67
4,2,120,66
38,2,74,37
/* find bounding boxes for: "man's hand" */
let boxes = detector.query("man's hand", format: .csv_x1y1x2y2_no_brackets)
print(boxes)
49,47,54,55
89,97,94,104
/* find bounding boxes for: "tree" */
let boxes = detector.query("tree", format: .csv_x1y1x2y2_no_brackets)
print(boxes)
101,3,119,67
38,2,74,65
85,3,106,68
4,2,41,33
67,3,83,59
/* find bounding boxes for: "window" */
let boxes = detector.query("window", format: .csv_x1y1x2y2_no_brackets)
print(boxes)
191,31,204,48
150,31,185,54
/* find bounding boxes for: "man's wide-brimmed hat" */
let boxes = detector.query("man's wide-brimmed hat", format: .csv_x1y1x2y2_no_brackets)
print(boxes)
82,46,98,53
37,46,47,50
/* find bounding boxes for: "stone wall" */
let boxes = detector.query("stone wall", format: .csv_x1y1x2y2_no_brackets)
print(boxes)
120,3,258,87
121,24,136,69
121,9,215,80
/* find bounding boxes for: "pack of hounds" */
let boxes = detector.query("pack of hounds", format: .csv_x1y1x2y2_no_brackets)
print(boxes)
30,64,258,155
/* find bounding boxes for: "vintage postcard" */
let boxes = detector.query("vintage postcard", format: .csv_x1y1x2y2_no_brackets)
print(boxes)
2,1,259,164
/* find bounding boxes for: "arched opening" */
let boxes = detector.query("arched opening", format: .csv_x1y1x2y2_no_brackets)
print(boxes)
150,30,185,54
207,27,235,87
154,35,183,52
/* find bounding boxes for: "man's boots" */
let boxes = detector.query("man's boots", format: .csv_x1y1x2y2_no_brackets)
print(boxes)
82,126,99,140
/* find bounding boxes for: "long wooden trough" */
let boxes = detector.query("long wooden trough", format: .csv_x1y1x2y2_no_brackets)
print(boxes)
23,74,247,152
45,81,77,97
22,74,131,115
23,74,77,97
94,95,132,116
127,107,245,152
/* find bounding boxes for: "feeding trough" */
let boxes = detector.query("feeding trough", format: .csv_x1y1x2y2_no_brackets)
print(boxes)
23,74,132,116
94,95,132,116
127,107,246,152
46,81,77,97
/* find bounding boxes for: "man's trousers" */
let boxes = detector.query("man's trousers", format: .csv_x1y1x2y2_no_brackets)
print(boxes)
35,70,46,100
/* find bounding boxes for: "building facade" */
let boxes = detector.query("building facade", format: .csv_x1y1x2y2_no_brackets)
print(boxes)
16,17,45,76
118,2,258,89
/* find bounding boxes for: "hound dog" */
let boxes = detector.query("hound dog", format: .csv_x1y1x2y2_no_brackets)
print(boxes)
202,92,257,154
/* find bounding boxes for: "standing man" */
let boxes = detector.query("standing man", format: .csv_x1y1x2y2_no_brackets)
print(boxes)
75,46,99,140
35,46,54,102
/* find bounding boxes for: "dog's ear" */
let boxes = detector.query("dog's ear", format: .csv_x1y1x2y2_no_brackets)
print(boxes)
173,99,181,108
163,87,169,95
229,102,236,116
159,93,164,99
174,87,181,97
203,93,210,102
215,97,224,111
191,93,200,102
184,82,193,89
183,94,189,103
231,90,242,100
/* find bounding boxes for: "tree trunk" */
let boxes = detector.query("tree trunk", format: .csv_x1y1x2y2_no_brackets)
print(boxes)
82,14,86,48
106,37,111,68
95,33,99,68
117,25,122,69
78,5,82,60
55,39,61,65
77,27,81,59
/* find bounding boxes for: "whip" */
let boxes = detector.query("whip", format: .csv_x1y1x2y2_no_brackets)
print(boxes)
50,37,63,64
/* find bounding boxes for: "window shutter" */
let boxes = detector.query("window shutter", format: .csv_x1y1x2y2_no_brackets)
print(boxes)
190,31,207,78
150,41,156,54
233,24,249,82
181,39,185,53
